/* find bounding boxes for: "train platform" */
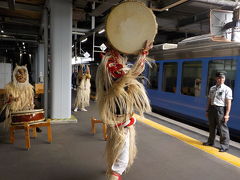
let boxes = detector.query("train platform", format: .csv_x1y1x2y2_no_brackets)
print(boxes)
0,100,240,180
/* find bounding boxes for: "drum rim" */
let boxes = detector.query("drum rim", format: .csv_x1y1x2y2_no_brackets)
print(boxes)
11,109,44,115
106,1,157,55
11,118,45,125
11,112,44,116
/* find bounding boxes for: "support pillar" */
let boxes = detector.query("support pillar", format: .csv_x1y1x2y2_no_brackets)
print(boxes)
49,0,72,119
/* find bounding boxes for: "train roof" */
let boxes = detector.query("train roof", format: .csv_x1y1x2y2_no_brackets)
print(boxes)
151,38,240,60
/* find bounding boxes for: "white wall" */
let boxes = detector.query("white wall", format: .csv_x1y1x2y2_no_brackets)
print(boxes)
0,63,11,89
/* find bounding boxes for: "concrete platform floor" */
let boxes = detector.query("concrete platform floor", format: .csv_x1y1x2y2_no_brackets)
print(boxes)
0,101,240,180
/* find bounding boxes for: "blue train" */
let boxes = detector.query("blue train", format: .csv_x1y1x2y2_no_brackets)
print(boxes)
146,40,240,139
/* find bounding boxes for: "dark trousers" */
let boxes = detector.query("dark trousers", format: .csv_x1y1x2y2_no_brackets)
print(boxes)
207,105,230,150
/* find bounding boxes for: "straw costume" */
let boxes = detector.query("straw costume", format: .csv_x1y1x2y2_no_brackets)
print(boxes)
96,41,152,180
3,64,34,127
74,65,91,112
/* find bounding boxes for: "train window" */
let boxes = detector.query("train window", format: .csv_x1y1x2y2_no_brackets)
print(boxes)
207,59,236,95
181,61,202,96
147,63,160,89
162,62,177,93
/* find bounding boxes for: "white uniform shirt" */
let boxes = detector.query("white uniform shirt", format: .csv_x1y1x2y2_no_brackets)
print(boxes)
208,84,233,106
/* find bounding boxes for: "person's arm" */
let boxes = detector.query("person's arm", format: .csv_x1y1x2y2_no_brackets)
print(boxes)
129,40,153,77
31,90,35,109
205,98,211,118
86,65,91,79
224,99,231,122
86,74,91,79
76,75,82,85
5,94,18,104
224,87,233,122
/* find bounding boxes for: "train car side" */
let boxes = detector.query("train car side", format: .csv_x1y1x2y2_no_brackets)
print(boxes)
146,51,240,137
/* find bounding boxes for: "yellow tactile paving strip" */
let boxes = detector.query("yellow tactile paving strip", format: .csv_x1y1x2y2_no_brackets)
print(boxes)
134,114,240,167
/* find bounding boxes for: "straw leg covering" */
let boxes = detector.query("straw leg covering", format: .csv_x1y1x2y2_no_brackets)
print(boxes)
74,80,91,109
106,125,136,176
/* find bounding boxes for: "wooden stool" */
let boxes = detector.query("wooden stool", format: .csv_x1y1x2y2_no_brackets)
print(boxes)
91,118,107,140
9,119,52,150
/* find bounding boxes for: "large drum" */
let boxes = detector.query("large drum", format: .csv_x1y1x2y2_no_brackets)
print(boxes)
11,109,45,125
106,1,158,55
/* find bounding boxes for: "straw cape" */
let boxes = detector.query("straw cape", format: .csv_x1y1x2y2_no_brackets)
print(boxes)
4,65,34,127
96,48,151,176
74,66,91,110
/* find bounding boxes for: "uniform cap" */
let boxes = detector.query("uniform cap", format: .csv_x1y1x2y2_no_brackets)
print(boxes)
216,71,226,78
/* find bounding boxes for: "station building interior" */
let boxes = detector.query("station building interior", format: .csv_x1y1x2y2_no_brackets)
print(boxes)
0,0,240,180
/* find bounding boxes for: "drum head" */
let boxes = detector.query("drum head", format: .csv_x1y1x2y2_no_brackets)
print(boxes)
106,1,158,55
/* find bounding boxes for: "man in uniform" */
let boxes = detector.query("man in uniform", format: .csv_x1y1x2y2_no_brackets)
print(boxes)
203,71,232,152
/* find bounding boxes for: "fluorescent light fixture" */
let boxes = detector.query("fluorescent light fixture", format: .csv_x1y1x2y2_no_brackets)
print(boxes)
71,56,92,65
81,38,88,43
98,29,105,34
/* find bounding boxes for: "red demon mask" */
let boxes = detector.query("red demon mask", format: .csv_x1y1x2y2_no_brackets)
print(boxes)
106,50,125,79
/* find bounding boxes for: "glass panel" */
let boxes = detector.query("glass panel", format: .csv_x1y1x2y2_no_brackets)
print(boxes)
207,59,236,95
181,61,202,96
162,62,177,93
147,63,160,89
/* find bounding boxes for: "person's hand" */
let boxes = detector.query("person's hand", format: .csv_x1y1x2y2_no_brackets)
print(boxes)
141,40,153,55
7,95,18,103
8,95,14,103
143,40,153,52
86,65,90,74
224,115,230,123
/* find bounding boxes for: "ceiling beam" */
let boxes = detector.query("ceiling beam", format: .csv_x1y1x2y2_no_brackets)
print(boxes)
89,0,122,16
0,1,42,11
193,0,240,7
1,22,40,37
79,23,104,41
151,0,189,12
157,17,178,31
156,16,209,34
8,0,15,10
0,7,41,19
0,37,39,44
1,17,40,26
178,12,209,27
15,0,45,5
73,8,86,21
4,32,39,37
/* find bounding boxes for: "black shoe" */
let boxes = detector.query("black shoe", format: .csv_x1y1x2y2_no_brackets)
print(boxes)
219,148,228,152
36,127,42,133
202,142,214,146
